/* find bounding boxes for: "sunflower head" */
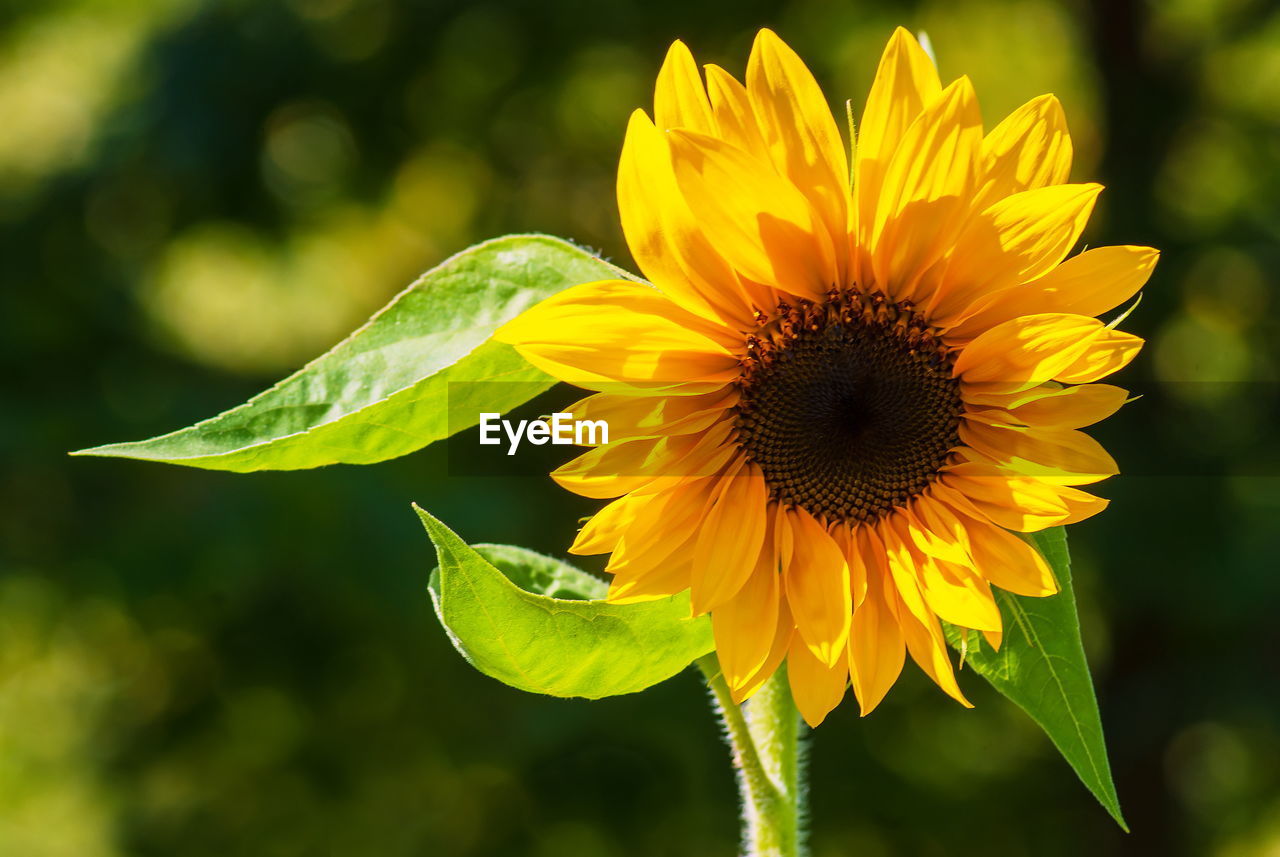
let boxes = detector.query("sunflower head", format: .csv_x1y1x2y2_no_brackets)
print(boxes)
498,28,1157,726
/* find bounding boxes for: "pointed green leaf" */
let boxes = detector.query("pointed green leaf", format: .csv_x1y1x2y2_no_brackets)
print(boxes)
944,526,1127,830
417,505,714,699
73,235,634,472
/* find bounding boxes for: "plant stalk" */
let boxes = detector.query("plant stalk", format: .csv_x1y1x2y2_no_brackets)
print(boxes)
698,657,807,857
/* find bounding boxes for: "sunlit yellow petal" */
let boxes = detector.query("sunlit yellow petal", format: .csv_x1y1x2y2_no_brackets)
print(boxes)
887,513,1001,632
832,525,869,608
729,598,794,704
847,534,905,715
746,28,851,283
1053,329,1143,384
972,94,1072,210
948,245,1159,338
880,519,973,706
938,457,1072,532
692,460,769,614
1055,485,1110,524
566,388,737,443
870,76,983,298
618,111,756,327
898,501,971,565
605,477,719,603
654,40,715,133
607,551,692,604
552,418,736,498
932,183,1102,320
569,491,649,555
497,279,740,392
854,27,941,283
787,633,849,727
713,527,781,692
964,382,1129,429
783,507,851,667
905,615,972,706
960,420,1118,484
667,128,837,299
963,518,1059,597
704,63,770,159
953,312,1138,387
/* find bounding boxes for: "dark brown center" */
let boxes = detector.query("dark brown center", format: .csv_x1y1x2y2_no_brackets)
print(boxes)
734,290,963,524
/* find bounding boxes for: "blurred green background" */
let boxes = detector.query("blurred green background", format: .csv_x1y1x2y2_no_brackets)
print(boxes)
2,0,1278,854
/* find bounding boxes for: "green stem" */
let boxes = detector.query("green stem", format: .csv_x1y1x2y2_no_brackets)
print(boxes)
698,657,807,857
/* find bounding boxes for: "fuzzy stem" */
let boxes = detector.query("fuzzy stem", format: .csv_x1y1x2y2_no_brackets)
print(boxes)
698,657,807,857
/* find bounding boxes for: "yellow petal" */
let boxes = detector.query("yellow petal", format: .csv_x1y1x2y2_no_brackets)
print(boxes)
704,63,770,159
898,502,971,565
953,312,1134,387
886,512,1001,632
857,28,942,176
948,245,1159,339
963,519,1059,597
746,28,850,283
879,521,972,707
932,184,1102,321
1012,383,1129,428
983,628,1004,650
972,94,1072,210
605,477,719,602
713,529,781,692
910,494,975,557
730,597,794,704
876,515,932,621
566,388,737,443
787,633,849,727
569,492,649,555
964,382,1129,429
903,612,972,706
606,478,710,573
959,421,1118,484
773,500,795,568
1054,330,1143,384
607,550,692,604
783,507,851,667
847,537,905,715
691,460,769,614
497,279,740,392
618,111,756,328
923,557,1003,632
831,525,869,608
554,436,671,498
938,458,1071,532
870,77,983,298
854,27,941,283
654,41,715,133
1056,485,1110,524
552,417,736,498
667,128,837,299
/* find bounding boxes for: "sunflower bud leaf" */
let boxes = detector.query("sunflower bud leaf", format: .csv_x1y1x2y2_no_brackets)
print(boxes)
72,234,635,472
417,505,715,699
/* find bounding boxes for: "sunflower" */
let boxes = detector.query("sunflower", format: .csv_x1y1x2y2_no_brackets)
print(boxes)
497,28,1156,726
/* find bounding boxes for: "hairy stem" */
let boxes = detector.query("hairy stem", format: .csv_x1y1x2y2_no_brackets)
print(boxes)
698,657,807,857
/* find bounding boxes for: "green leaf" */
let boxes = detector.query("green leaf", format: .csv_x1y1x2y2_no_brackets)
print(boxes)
73,234,634,472
471,543,608,602
417,505,714,699
944,526,1127,830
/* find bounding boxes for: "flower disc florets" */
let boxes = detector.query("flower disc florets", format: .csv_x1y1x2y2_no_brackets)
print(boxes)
735,290,962,523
